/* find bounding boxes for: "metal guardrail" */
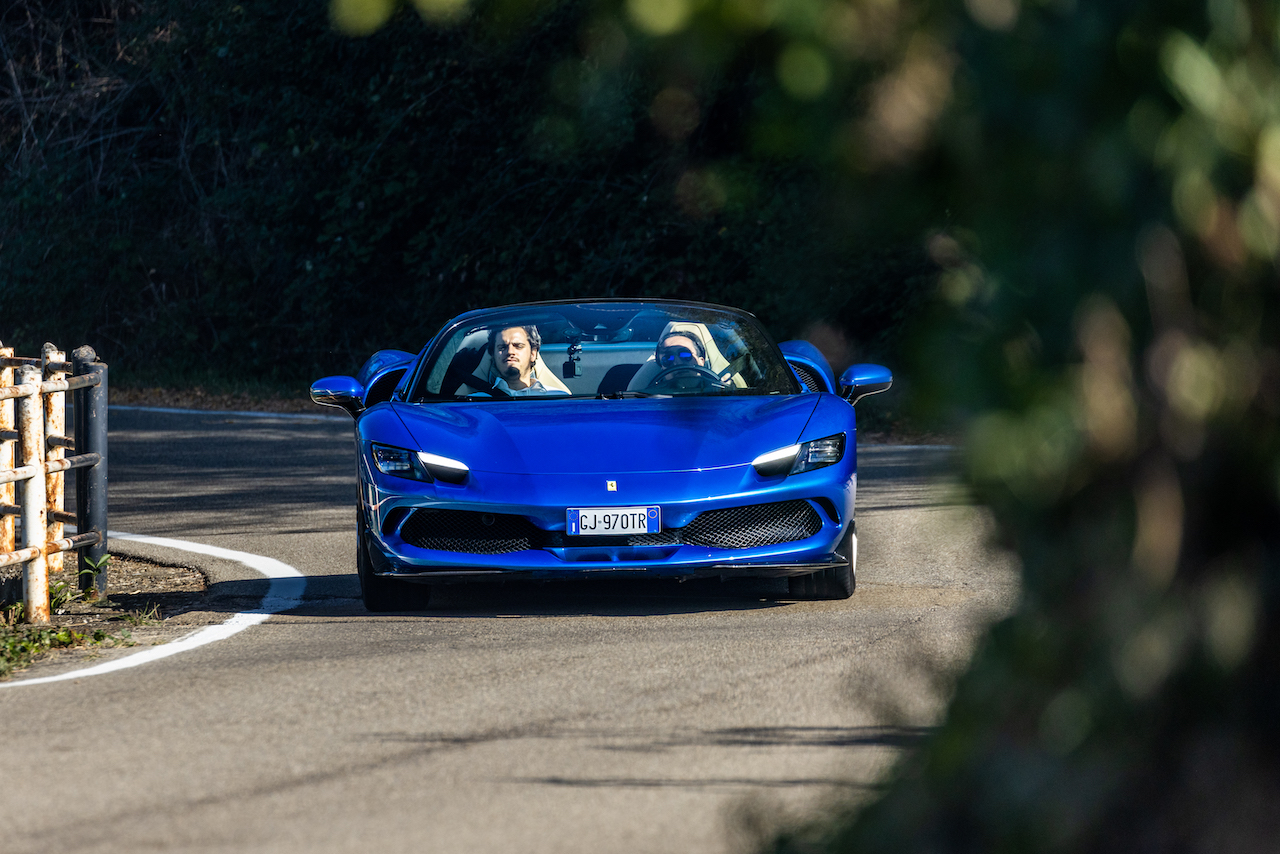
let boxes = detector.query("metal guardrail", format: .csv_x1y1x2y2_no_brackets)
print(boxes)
1,342,108,624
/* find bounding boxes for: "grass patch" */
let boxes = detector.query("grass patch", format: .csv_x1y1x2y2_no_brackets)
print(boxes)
0,555,205,679
0,610,132,680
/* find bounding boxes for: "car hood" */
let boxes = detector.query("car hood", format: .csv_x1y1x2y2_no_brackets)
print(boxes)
391,396,820,475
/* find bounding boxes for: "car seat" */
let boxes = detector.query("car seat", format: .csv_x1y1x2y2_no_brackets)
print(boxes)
627,321,748,389
456,331,572,395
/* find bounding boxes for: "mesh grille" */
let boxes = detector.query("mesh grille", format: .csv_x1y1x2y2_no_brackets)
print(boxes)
682,500,822,549
399,509,538,554
792,362,828,393
398,501,822,555
624,529,683,546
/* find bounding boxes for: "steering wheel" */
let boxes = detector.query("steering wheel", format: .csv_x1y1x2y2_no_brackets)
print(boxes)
648,365,727,388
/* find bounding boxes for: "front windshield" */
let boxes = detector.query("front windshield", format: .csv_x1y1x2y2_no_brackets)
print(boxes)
412,302,798,400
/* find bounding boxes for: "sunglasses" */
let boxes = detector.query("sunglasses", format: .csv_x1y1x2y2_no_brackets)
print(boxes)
658,347,700,367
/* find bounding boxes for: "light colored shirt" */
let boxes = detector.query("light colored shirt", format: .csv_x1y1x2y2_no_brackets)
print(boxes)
492,376,569,397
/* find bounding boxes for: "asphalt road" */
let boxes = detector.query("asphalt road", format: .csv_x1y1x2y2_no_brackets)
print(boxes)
0,407,1018,853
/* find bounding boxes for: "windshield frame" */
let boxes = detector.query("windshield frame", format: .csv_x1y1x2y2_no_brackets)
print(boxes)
405,299,801,403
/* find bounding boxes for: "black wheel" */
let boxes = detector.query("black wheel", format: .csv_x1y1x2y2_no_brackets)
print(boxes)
357,513,432,612
788,525,855,600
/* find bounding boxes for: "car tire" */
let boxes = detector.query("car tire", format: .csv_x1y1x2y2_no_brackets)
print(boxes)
357,513,432,612
788,525,855,600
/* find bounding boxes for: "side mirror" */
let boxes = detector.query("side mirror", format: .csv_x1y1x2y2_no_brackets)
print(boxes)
310,376,366,417
838,364,893,404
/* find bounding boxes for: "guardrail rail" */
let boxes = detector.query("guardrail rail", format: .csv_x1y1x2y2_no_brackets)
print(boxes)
1,342,108,624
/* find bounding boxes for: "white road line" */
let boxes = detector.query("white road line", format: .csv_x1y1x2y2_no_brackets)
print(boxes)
1,533,306,689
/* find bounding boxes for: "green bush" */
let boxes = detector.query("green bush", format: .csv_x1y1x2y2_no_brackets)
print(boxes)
0,0,932,384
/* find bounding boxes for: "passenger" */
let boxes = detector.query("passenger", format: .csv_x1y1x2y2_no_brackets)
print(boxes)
490,325,567,396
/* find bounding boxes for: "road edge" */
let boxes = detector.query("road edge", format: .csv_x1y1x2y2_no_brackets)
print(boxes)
0,533,305,689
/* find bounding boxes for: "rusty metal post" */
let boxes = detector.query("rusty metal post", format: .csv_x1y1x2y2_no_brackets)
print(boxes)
0,344,14,557
17,365,49,624
42,344,67,575
72,347,108,600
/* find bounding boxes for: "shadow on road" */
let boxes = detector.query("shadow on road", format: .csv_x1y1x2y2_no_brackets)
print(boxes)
364,724,932,790
200,573,807,619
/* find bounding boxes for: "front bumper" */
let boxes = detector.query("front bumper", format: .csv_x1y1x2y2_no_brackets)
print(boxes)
367,552,852,584
360,452,857,583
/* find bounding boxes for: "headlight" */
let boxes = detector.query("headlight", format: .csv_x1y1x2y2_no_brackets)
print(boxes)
752,433,846,477
372,444,427,480
370,444,469,484
751,444,801,477
791,434,845,474
417,451,469,484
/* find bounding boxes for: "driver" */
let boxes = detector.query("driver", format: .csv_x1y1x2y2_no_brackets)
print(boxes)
490,325,567,396
656,332,707,370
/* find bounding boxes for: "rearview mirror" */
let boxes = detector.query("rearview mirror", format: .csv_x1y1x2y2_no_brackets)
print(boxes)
838,364,893,404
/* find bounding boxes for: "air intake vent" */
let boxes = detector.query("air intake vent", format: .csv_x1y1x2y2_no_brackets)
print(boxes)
397,500,823,555
682,500,822,549
399,509,539,554
792,362,828,393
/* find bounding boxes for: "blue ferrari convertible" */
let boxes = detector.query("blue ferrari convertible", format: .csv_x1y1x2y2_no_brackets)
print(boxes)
311,299,891,611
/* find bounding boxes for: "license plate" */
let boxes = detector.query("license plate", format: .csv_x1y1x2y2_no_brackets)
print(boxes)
567,506,661,536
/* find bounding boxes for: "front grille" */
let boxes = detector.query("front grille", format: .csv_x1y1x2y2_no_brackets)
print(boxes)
682,500,822,549
792,362,828,393
397,500,822,555
399,509,539,554
543,528,682,548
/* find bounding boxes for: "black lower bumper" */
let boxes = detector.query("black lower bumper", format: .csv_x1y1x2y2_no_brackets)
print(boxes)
373,558,846,585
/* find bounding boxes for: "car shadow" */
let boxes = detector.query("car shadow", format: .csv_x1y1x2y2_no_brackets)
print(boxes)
198,573,803,619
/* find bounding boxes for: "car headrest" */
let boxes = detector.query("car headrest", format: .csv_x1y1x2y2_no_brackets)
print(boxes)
470,346,572,394
627,321,747,389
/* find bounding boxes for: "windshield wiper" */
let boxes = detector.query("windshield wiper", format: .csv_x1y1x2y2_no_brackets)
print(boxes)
597,390,661,399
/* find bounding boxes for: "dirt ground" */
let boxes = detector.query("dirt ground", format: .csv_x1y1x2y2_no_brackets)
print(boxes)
19,553,208,633
1,554,210,680
110,385,319,414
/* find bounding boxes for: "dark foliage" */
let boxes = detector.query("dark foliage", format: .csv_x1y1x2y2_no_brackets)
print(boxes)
0,0,932,382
